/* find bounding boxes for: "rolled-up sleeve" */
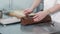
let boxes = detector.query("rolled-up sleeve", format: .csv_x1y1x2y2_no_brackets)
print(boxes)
56,0,60,4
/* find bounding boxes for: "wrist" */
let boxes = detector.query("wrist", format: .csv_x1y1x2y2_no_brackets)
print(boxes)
46,10,52,14
43,10,51,15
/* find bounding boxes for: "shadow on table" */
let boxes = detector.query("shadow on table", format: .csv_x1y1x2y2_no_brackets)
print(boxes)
51,31,60,34
20,23,54,34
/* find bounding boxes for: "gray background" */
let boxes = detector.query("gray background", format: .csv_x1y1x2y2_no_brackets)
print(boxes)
0,0,43,12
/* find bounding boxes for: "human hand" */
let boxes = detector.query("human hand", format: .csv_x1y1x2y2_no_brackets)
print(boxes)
33,11,49,22
24,8,33,15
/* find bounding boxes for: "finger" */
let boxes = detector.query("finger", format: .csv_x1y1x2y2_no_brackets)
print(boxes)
24,11,30,15
24,9,29,13
33,14,38,19
33,18,39,22
24,10,27,14
24,11,29,15
33,16,41,22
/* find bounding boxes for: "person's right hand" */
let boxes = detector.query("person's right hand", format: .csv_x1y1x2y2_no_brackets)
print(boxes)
24,8,33,15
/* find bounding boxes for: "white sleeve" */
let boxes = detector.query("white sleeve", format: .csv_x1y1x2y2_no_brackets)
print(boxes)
56,0,60,4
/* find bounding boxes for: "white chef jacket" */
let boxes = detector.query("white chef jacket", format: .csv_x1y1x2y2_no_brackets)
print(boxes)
44,0,60,10
44,0,60,23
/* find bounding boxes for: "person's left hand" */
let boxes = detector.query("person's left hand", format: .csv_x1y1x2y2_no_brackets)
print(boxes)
33,11,48,22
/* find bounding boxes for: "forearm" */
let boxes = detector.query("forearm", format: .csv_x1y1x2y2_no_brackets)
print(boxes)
31,0,42,10
44,4,60,14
